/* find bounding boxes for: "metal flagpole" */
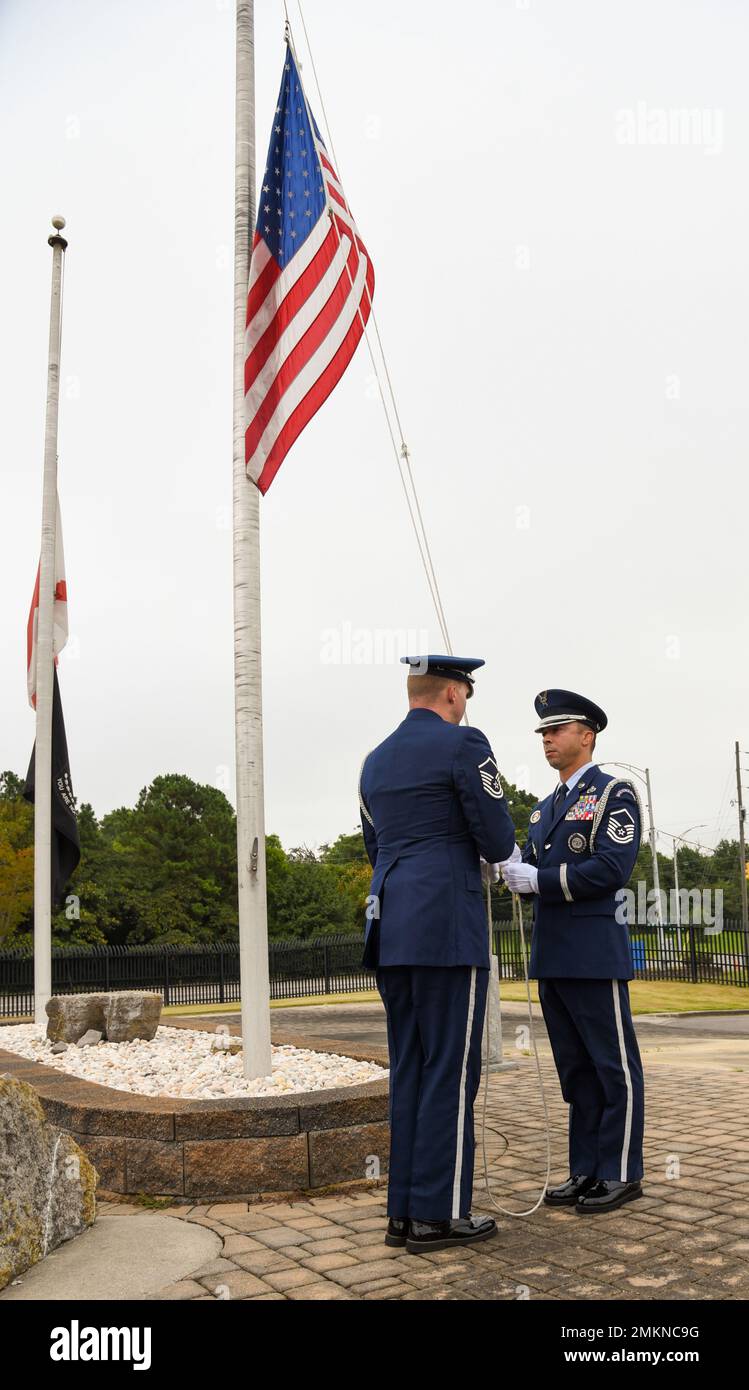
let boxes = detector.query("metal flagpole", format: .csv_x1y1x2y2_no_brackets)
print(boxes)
672,835,681,952
34,216,68,1028
735,741,749,941
233,0,272,1078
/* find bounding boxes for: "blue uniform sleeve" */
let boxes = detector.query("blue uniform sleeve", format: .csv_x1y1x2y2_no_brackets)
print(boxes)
502,812,539,897
520,813,539,865
358,754,378,869
537,781,642,903
514,809,540,893
452,726,517,864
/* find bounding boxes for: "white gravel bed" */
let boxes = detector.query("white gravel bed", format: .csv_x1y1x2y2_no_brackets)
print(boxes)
0,1022,388,1100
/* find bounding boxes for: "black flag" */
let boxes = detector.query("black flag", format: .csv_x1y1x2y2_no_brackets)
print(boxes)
23,665,81,907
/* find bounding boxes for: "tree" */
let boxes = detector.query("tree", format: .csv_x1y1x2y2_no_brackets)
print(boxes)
1,760,743,951
90,775,239,944
0,772,34,944
268,854,354,938
320,830,370,866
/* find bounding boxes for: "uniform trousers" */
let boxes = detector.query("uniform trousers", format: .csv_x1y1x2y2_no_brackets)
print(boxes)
376,964,489,1220
538,977,645,1182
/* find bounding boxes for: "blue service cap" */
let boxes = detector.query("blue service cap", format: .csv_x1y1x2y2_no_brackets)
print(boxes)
401,654,485,698
534,688,607,733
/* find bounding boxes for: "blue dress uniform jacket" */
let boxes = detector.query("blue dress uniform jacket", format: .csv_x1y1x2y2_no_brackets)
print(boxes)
521,767,642,979
358,708,516,969
521,764,646,1183
358,705,516,1220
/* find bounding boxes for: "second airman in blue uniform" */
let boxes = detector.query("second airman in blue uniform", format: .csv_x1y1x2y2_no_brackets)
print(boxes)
502,689,646,1215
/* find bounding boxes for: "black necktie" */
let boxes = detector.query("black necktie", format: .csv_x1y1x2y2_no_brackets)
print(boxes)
554,781,567,808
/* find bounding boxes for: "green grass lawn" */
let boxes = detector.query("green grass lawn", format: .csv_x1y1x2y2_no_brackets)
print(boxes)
496,979,749,1014
163,980,748,1018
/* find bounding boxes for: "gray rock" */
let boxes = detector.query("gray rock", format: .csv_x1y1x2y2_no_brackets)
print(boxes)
104,991,162,1042
210,1037,242,1055
45,991,163,1044
76,1029,103,1048
50,1042,68,1055
46,993,107,1043
0,1075,97,1291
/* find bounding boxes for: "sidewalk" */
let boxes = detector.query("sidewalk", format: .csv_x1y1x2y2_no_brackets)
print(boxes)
5,1026,748,1301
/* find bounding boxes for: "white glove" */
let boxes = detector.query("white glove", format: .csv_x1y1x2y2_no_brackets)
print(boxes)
501,861,539,894
480,857,501,884
498,843,522,869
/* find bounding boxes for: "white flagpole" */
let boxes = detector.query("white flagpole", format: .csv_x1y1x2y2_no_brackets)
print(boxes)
233,0,272,1078
34,215,68,1028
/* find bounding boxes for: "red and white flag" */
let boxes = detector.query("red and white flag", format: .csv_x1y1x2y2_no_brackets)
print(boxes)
27,493,68,709
244,45,375,494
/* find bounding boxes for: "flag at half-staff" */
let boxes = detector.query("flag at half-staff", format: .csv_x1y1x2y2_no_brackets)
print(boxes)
244,43,375,494
24,494,80,906
24,667,80,908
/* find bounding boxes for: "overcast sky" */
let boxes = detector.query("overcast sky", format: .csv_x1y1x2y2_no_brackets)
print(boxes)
2,0,747,857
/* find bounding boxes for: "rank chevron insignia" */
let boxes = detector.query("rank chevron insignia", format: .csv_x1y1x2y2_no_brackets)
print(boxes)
478,757,504,799
605,808,636,844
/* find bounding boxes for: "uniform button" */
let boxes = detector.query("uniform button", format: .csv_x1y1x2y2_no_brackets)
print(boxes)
544,843,551,850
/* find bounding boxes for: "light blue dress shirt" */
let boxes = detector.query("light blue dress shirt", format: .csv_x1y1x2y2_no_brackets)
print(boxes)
515,761,599,894
556,759,597,796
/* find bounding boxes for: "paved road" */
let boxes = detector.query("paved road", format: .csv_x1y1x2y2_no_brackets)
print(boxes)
173,1000,749,1075
236,1000,749,1051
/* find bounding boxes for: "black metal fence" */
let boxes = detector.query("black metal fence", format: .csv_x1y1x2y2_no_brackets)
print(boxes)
0,921,747,1020
493,919,749,989
0,936,377,1020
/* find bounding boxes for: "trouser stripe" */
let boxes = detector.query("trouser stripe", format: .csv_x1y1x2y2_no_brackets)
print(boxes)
451,966,477,1219
611,978,633,1181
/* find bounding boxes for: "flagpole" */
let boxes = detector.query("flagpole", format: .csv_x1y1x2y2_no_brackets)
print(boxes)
34,216,67,1028
234,0,272,1077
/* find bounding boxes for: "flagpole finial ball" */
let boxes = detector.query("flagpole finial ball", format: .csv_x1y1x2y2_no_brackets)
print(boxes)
51,216,66,231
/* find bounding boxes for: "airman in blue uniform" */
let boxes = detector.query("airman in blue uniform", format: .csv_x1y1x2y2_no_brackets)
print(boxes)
359,655,516,1253
502,689,645,1213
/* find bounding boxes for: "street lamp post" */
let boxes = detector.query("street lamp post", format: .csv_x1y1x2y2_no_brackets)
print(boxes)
672,824,707,956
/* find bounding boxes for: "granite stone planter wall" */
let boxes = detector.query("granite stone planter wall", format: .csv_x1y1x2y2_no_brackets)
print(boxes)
0,1021,390,1202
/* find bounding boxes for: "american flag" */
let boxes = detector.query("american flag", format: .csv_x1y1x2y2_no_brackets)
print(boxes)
244,46,375,494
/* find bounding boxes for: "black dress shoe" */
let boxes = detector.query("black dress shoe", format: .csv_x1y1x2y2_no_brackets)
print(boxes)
575,1179,643,1214
406,1213,497,1254
543,1174,597,1207
384,1217,408,1247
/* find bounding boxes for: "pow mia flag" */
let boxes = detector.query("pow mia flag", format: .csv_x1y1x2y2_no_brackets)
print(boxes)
23,666,81,907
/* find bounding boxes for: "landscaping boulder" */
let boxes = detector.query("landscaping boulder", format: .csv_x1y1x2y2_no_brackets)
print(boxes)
0,1074,97,1291
104,991,162,1043
45,991,163,1044
45,992,107,1043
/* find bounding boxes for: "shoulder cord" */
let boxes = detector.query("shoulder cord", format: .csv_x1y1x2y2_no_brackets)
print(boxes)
590,778,645,851
358,753,374,827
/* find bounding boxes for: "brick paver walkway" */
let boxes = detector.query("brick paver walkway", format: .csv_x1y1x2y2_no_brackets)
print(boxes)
103,1037,749,1301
